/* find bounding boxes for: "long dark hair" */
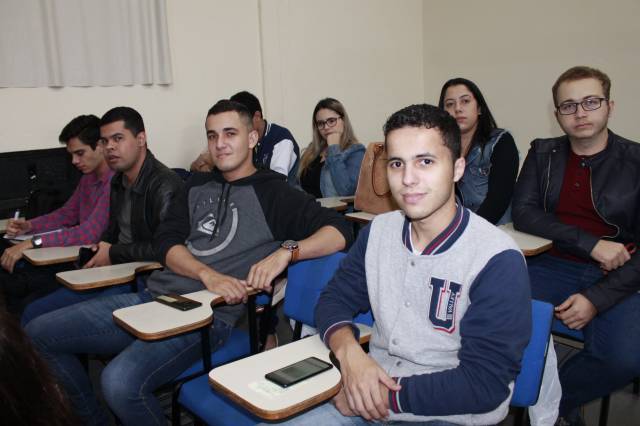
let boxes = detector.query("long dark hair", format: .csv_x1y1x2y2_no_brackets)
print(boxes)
0,309,79,426
438,78,498,154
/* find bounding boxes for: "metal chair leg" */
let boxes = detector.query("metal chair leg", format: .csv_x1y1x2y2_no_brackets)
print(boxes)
598,394,610,426
512,406,527,426
247,295,259,354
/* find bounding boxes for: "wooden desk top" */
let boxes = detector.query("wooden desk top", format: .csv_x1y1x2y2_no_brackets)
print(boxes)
0,218,13,233
22,245,84,266
113,289,222,340
345,211,376,224
499,223,552,256
209,324,371,420
316,197,348,212
56,261,163,290
343,213,551,257
209,335,338,420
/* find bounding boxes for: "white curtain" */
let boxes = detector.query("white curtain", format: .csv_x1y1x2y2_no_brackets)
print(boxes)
0,0,172,87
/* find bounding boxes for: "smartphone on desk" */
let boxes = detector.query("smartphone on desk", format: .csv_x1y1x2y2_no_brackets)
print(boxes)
155,294,202,311
265,356,333,388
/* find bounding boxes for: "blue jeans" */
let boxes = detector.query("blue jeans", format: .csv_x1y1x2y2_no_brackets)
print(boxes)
25,291,233,426
262,402,458,425
527,254,640,417
21,275,149,327
21,285,130,327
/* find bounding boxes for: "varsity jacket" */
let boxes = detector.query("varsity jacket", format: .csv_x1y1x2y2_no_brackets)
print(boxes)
254,121,300,183
101,150,186,264
151,169,353,326
317,206,531,425
513,131,640,312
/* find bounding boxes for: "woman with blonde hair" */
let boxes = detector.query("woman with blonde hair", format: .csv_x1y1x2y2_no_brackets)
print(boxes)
299,98,365,197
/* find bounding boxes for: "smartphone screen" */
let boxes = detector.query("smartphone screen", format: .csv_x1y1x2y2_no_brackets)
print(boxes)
155,294,202,311
265,356,333,388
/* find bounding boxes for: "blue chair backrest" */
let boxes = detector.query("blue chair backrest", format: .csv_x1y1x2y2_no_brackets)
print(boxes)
283,252,346,327
511,299,554,407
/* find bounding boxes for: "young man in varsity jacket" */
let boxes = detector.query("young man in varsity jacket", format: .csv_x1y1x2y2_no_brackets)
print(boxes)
276,104,532,426
26,100,352,425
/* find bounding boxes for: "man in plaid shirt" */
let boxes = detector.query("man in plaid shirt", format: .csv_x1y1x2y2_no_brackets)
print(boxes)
0,115,112,313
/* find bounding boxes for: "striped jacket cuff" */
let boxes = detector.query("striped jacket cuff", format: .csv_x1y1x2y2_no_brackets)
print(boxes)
389,377,403,413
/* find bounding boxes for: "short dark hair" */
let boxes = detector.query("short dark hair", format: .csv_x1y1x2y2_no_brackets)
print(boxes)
100,106,145,136
552,66,611,106
207,100,253,129
383,104,461,161
438,78,497,154
58,115,101,149
229,91,262,117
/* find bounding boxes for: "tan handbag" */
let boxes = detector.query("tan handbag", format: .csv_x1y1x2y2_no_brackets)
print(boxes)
354,142,398,214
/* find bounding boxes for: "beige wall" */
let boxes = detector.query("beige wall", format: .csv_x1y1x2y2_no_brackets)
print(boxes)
423,0,640,156
2,0,638,167
259,0,424,146
0,0,263,166
0,0,424,167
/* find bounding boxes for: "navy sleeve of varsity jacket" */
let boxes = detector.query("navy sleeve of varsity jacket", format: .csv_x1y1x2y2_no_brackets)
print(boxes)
389,249,531,416
316,225,372,345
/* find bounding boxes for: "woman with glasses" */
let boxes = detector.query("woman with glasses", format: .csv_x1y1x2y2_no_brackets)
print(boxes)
298,98,365,198
438,78,519,225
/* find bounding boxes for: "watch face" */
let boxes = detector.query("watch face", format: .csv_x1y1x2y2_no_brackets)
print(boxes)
282,240,298,250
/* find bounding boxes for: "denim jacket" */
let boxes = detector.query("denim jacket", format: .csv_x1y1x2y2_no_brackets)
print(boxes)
320,143,366,197
457,129,512,225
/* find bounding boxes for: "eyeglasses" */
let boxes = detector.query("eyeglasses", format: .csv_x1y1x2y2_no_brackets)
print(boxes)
315,116,341,130
556,97,608,115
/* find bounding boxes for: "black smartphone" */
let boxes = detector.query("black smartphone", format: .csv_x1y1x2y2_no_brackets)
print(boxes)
75,247,95,269
155,294,202,311
265,356,333,388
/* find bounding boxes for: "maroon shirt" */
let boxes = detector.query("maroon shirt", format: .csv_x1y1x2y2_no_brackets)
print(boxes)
550,150,616,263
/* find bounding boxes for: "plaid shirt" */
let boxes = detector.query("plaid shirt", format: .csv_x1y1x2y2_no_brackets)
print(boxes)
29,169,114,247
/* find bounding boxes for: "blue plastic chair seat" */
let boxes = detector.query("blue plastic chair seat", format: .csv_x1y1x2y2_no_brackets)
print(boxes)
511,300,554,407
175,328,251,381
178,375,260,425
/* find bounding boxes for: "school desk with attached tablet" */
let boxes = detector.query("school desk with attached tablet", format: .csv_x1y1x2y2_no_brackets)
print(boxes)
22,245,85,266
56,261,162,291
208,324,372,421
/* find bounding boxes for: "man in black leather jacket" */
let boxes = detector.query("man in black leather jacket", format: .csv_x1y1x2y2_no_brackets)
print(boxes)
85,106,186,267
513,66,640,425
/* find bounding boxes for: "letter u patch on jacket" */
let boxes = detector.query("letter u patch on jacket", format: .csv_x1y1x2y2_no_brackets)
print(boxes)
428,277,462,333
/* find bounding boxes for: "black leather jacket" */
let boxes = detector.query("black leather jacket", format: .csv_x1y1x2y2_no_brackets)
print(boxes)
513,131,640,313
102,150,186,264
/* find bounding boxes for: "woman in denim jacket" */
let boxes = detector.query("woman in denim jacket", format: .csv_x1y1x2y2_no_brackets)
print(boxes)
298,98,365,197
439,78,519,224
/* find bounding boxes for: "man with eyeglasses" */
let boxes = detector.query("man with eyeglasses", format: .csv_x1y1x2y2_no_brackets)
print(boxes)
513,66,640,426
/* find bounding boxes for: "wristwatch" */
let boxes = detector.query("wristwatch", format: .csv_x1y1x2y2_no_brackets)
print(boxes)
281,240,299,264
31,235,43,249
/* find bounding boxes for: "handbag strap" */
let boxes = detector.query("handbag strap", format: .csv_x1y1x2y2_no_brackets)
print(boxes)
371,144,390,197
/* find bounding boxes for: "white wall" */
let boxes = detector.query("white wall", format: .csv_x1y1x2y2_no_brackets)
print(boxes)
259,0,424,146
2,0,638,168
0,0,425,167
422,0,640,156
0,0,264,167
